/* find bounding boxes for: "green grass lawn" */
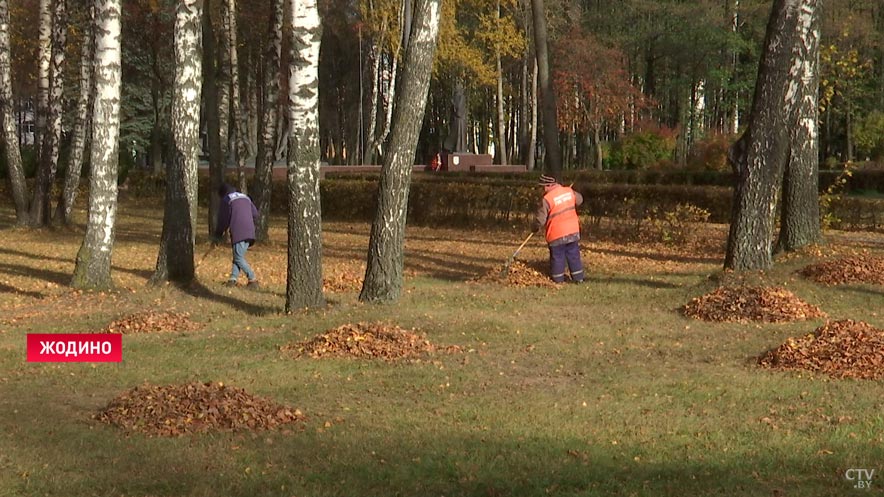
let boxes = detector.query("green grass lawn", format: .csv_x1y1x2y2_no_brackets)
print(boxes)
0,200,882,497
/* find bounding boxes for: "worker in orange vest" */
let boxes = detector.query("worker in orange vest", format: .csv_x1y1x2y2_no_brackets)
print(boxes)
532,174,585,283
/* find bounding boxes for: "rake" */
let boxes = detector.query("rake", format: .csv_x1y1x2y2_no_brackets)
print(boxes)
195,243,217,268
499,231,534,278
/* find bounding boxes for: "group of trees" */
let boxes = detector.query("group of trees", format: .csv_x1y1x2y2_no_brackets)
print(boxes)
0,0,878,304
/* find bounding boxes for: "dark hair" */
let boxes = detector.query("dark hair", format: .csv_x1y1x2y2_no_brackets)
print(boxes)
218,183,235,197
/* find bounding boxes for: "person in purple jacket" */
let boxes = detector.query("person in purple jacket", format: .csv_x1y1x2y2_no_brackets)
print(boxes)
213,183,260,288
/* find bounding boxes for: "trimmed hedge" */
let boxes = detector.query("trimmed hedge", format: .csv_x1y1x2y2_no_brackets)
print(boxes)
110,171,884,233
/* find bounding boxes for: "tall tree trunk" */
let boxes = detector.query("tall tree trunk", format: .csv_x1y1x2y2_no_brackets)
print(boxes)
530,0,561,179
35,0,51,163
152,0,203,285
31,0,67,226
71,0,121,290
55,2,94,225
359,0,440,303
778,0,821,251
526,57,537,170
216,0,230,165
224,0,247,192
202,0,223,237
494,0,507,165
725,0,814,271
363,22,386,165
0,0,29,224
253,0,282,242
285,0,324,310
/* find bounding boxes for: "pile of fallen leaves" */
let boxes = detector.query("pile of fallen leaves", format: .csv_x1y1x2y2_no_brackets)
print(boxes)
799,256,884,286
283,322,456,361
101,310,202,334
322,270,364,293
758,320,884,379
471,261,560,288
682,286,827,323
95,382,305,436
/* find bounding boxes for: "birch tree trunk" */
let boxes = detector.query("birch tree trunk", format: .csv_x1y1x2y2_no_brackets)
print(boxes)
35,0,51,163
725,0,817,270
363,23,385,165
202,0,223,237
225,0,247,192
31,0,67,226
253,0,283,242
526,54,537,171
370,54,397,161
216,0,230,164
152,0,203,285
0,0,29,224
285,0,324,310
778,0,821,251
530,0,561,179
55,2,94,225
359,0,440,303
71,0,121,290
494,0,507,165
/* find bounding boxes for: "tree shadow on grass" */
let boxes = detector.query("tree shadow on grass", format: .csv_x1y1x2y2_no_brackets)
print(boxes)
590,246,721,265
178,279,281,316
0,281,46,298
0,261,70,287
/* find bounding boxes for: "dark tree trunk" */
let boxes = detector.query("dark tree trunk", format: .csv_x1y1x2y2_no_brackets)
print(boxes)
359,0,440,303
285,0,325,311
0,0,29,224
254,0,283,242
778,0,821,251
725,0,817,270
71,0,121,290
152,0,203,285
530,0,561,180
202,0,223,237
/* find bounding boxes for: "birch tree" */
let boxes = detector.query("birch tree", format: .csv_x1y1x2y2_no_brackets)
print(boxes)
529,0,561,178
35,0,51,163
725,0,821,270
31,0,67,226
0,0,28,224
202,0,223,236
56,2,95,225
253,0,283,242
71,0,121,290
285,0,324,310
359,0,441,303
223,0,247,192
152,0,203,284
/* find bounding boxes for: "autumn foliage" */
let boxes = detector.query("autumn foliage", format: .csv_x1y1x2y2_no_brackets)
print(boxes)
283,322,459,361
682,287,827,323
799,256,884,286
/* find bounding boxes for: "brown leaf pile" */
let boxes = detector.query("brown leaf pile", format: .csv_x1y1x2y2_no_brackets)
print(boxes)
682,286,827,323
283,322,455,361
758,320,884,379
322,271,364,293
471,261,560,288
95,382,305,436
101,310,202,334
799,256,884,286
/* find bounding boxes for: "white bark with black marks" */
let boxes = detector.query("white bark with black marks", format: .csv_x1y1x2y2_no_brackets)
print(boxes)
71,0,121,290
152,0,203,285
56,2,95,225
35,0,51,162
359,0,440,303
254,0,283,242
0,0,28,224
725,0,820,270
285,0,325,310
31,0,67,226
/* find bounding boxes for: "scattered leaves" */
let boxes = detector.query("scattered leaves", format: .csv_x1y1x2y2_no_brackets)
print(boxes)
95,382,305,436
758,320,884,379
681,287,826,323
799,256,884,286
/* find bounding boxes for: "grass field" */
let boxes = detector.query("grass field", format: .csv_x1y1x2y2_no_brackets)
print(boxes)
0,198,882,497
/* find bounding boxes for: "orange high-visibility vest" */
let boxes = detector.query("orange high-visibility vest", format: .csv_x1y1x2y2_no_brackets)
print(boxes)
543,185,580,243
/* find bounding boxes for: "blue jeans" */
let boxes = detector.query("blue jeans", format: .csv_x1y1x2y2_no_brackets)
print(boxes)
549,241,584,283
230,241,256,282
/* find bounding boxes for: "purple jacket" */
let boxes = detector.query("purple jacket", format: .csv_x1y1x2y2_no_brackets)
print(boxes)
216,192,258,245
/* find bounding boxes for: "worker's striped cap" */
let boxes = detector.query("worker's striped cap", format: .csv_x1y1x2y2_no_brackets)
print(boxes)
538,174,557,186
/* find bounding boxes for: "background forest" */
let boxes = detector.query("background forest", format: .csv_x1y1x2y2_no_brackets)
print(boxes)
2,0,882,181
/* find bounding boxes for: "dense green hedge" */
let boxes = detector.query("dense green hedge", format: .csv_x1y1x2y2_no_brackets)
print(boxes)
113,171,884,232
